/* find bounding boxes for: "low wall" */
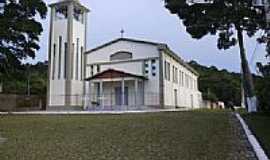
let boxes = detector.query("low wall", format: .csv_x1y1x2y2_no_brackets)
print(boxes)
203,100,225,109
0,94,46,112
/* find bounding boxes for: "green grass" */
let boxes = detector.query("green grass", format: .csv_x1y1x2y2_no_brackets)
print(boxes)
242,112,270,157
0,111,243,160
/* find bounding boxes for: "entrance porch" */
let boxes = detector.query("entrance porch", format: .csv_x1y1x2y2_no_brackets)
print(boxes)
84,69,147,111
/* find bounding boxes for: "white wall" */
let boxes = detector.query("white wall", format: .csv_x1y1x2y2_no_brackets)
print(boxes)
49,17,68,106
162,51,202,109
101,61,143,76
86,40,159,64
85,40,161,106
72,19,85,81
49,8,86,107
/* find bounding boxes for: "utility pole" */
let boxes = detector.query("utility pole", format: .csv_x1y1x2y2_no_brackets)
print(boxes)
185,0,260,112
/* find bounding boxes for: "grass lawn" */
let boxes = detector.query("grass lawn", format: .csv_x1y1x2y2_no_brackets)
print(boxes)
0,111,249,160
242,112,270,157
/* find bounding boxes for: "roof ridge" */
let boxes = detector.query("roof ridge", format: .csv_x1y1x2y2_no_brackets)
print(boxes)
85,37,165,54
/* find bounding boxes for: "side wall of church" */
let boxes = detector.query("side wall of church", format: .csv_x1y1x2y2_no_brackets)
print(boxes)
162,51,202,109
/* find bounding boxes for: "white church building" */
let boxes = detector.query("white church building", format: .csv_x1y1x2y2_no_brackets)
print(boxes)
47,0,202,111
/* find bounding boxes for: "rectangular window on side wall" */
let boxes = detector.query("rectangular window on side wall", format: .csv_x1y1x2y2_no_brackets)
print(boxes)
164,61,167,80
144,60,149,75
190,78,193,89
58,36,62,79
151,59,156,76
185,74,188,88
182,72,184,86
168,62,171,81
179,70,182,86
175,67,178,83
172,66,175,82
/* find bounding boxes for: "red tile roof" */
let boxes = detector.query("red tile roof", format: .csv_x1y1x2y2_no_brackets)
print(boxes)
85,69,147,81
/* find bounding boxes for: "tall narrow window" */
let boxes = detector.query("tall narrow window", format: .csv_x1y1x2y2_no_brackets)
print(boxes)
164,61,167,80
76,38,79,80
97,65,100,73
64,42,67,79
168,63,171,81
145,60,149,75
52,44,56,80
179,70,182,86
81,46,84,80
58,36,62,79
172,66,175,82
182,72,184,86
90,65,94,76
174,67,178,83
72,43,75,79
164,61,171,81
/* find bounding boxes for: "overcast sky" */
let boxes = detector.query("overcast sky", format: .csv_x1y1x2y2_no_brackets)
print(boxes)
32,0,268,73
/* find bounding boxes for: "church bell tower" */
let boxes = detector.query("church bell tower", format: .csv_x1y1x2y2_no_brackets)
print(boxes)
47,0,89,110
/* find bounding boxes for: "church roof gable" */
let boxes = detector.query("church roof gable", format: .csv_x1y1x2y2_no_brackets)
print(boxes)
85,38,165,54
85,69,147,81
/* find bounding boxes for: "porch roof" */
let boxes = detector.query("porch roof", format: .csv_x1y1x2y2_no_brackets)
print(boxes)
85,69,148,81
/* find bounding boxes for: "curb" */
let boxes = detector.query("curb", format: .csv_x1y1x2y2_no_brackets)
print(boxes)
0,108,191,115
235,113,269,160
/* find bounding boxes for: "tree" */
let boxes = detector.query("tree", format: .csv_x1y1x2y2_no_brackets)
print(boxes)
165,0,267,112
0,0,47,70
0,61,48,95
257,62,270,77
189,60,242,106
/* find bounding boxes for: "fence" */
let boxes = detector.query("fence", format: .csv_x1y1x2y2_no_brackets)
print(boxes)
83,91,160,111
49,91,160,111
0,94,46,112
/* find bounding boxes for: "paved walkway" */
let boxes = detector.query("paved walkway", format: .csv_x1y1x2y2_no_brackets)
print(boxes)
229,113,258,160
0,108,191,115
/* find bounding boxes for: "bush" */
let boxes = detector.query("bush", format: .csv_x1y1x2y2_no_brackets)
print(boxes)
256,76,270,111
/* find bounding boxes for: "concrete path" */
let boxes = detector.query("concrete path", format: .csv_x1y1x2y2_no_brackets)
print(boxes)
0,108,191,115
229,113,258,160
236,113,269,160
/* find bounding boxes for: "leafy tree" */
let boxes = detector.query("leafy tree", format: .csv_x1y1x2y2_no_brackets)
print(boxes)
255,73,270,111
0,0,47,71
256,61,270,111
189,60,242,106
165,0,266,111
257,62,270,77
202,89,218,102
0,61,48,95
